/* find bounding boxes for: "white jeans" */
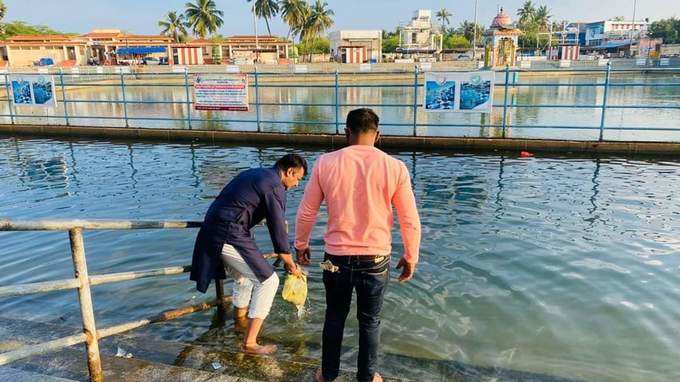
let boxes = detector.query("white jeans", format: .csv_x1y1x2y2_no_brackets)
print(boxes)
220,243,279,319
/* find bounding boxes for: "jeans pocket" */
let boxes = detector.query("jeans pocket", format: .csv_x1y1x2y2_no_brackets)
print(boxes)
364,265,389,284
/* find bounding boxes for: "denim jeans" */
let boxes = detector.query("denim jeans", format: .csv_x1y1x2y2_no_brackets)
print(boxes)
321,253,389,382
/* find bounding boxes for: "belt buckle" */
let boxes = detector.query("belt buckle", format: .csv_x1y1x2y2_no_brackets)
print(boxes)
320,260,339,273
374,256,386,264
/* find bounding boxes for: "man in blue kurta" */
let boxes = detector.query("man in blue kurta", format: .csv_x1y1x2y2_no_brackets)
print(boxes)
191,154,306,354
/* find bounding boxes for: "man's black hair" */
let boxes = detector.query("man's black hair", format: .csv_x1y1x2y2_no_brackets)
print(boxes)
346,108,379,134
275,153,307,177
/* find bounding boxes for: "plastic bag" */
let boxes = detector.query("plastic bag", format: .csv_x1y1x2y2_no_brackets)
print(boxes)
282,273,307,307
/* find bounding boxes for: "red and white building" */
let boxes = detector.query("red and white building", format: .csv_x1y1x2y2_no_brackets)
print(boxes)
329,30,382,63
548,44,580,60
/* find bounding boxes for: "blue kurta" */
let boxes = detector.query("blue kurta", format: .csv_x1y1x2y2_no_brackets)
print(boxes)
190,167,290,293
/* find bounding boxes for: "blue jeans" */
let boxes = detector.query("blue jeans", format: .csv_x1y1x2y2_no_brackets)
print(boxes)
321,253,389,382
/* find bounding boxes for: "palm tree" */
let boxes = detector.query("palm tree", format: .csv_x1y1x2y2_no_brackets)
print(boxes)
158,11,189,43
436,8,453,32
248,0,279,36
458,21,483,44
0,1,7,35
301,0,334,43
184,0,224,39
280,0,310,41
516,0,535,28
534,5,551,31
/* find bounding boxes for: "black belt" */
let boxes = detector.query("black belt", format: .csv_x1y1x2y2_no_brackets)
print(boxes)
325,253,389,264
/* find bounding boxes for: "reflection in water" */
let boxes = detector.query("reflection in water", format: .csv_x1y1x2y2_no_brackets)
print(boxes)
2,74,677,141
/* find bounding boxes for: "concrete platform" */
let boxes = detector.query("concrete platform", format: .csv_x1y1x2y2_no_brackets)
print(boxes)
2,124,680,156
0,315,587,382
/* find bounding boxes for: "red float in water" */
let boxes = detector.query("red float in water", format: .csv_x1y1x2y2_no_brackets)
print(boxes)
520,151,534,157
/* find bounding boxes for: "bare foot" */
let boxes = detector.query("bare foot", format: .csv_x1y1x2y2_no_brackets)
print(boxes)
314,369,329,382
372,373,383,382
241,343,278,355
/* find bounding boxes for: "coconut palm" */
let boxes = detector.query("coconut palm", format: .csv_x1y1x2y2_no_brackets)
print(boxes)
158,11,189,43
280,0,310,41
534,5,551,31
436,8,453,31
184,0,224,39
301,0,334,43
516,0,535,28
247,0,279,36
458,21,484,44
0,1,7,35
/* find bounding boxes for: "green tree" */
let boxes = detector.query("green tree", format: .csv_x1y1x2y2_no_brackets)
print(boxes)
280,0,310,41
457,21,484,45
534,5,551,31
184,0,224,39
443,34,470,50
296,37,330,54
648,17,680,44
382,33,399,53
0,21,66,39
436,8,453,31
300,0,334,43
516,0,535,28
0,1,6,35
158,11,189,43
248,0,279,36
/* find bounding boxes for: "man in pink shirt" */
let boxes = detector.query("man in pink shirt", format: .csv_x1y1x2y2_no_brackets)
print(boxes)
295,108,421,382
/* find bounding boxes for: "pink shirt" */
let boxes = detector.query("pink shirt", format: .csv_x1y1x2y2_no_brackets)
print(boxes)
294,145,421,263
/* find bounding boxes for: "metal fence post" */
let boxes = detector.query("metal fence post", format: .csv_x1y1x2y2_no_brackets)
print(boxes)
412,66,419,137
598,62,612,142
120,71,129,128
59,69,70,126
68,227,103,382
501,65,510,139
334,69,340,134
4,74,15,124
184,68,192,130
254,67,261,132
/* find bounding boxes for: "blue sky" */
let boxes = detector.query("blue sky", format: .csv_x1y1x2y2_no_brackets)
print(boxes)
4,0,678,36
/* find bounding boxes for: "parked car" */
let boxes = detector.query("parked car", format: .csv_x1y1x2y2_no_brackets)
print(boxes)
141,57,160,65
34,57,55,66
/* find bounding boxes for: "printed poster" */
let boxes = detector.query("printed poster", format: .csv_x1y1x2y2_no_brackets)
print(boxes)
193,74,249,111
424,71,494,113
9,75,57,107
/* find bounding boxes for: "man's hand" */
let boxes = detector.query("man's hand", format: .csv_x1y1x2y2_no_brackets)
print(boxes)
396,257,416,282
279,253,302,277
295,247,312,266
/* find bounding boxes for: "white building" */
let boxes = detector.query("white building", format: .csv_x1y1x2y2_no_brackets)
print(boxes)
398,9,443,58
585,20,649,46
329,30,382,63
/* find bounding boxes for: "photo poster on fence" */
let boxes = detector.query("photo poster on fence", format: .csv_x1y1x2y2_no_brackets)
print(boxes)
193,74,249,111
424,71,494,113
9,75,57,107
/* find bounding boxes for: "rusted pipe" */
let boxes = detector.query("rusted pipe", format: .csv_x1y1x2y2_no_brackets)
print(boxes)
69,227,103,382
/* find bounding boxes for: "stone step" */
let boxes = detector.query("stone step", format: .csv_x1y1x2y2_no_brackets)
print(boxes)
0,366,79,382
0,315,586,382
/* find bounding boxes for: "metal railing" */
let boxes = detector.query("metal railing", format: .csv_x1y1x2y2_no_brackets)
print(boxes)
1,64,680,141
0,219,228,382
